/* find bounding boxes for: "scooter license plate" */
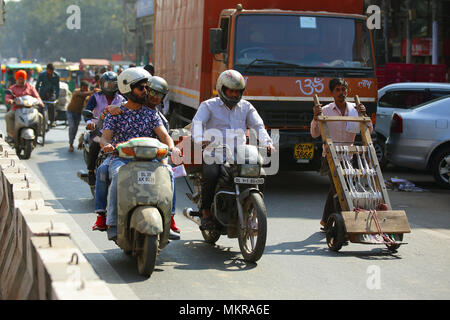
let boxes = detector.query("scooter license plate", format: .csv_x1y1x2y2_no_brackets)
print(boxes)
22,108,34,114
234,177,265,185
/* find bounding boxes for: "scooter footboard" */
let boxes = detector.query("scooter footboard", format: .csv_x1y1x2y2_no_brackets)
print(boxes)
130,206,163,236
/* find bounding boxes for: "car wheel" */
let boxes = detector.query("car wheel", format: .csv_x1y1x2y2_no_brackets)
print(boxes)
373,139,387,168
431,147,450,189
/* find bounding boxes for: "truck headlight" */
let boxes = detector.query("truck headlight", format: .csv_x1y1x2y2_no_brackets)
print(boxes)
239,164,261,177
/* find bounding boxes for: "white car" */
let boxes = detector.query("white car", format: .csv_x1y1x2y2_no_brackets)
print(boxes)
375,82,450,165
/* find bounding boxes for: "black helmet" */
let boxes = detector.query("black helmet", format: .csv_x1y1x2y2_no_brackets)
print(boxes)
100,71,118,96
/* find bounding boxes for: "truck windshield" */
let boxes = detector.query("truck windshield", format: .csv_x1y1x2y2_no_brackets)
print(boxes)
234,14,373,73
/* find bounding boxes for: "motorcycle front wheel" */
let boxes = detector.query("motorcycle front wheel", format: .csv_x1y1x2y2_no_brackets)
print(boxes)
22,140,33,159
136,233,158,278
238,192,267,263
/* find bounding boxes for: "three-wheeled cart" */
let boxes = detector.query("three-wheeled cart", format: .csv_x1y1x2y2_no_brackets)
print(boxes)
316,95,411,252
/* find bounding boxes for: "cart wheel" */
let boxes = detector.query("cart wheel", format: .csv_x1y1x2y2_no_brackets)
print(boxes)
326,213,346,252
386,234,403,252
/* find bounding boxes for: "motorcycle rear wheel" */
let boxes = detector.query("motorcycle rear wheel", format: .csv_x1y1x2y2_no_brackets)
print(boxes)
238,192,267,263
136,233,158,278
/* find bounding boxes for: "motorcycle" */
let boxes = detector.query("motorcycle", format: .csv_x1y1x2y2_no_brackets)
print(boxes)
183,143,268,263
113,137,173,277
4,89,46,159
77,110,105,196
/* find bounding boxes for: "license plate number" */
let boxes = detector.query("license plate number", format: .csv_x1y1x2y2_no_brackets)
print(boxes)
294,143,314,160
234,177,265,185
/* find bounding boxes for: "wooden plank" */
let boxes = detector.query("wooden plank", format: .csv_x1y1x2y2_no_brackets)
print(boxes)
317,115,372,123
342,210,411,234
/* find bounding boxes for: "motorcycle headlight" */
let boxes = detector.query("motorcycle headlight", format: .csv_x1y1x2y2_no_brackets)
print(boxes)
239,164,261,177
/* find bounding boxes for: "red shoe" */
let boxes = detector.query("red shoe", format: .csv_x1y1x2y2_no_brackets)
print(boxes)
92,214,107,231
171,214,181,233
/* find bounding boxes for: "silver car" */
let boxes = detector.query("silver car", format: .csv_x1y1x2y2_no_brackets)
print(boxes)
386,96,450,189
375,82,450,166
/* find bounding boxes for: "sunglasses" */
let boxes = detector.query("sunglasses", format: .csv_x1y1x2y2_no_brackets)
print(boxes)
148,89,164,99
134,84,148,92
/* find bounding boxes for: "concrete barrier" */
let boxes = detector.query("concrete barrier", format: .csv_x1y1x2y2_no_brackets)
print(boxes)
0,139,116,300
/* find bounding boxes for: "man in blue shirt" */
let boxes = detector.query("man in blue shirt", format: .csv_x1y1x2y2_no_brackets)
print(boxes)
36,63,60,127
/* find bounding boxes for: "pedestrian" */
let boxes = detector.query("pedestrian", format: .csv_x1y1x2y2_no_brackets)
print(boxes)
310,78,373,230
36,63,60,127
66,81,93,152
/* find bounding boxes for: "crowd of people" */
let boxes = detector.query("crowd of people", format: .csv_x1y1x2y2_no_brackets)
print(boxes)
3,61,369,243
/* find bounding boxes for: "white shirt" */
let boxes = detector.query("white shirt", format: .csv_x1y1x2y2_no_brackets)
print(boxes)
191,97,272,147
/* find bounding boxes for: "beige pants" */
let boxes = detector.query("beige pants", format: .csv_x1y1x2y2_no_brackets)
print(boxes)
5,110,16,138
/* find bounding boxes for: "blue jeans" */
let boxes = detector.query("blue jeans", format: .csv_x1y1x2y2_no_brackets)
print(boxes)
105,158,175,227
66,111,81,145
94,155,112,213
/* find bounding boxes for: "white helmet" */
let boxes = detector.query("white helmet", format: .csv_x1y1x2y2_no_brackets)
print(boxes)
117,67,151,95
216,70,246,107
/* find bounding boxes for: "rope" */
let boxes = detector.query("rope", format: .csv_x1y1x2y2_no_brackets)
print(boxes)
354,207,396,245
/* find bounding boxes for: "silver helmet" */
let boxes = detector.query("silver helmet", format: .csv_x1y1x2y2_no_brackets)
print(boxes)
147,76,169,96
216,69,246,107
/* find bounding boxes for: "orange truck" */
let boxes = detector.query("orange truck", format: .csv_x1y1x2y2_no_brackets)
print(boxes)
154,0,378,171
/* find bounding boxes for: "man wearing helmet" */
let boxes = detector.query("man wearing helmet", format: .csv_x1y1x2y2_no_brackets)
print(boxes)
105,75,182,239
191,69,274,230
95,68,178,241
83,71,126,190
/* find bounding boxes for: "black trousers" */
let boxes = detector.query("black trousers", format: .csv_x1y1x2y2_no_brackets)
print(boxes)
201,164,221,211
320,157,341,224
87,141,101,171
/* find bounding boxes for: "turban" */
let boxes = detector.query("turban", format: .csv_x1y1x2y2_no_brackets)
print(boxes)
15,69,28,80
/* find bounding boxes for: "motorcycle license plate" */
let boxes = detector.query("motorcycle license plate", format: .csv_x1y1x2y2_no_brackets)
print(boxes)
234,177,265,185
294,143,314,160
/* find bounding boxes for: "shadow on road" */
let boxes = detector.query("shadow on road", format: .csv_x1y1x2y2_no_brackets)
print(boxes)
265,232,403,260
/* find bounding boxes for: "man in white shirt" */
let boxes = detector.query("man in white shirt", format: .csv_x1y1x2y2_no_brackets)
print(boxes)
310,78,373,230
191,70,274,230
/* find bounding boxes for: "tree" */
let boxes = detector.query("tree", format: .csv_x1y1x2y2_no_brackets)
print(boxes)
0,0,127,62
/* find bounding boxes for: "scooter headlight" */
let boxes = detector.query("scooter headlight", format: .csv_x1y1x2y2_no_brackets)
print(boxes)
239,164,261,177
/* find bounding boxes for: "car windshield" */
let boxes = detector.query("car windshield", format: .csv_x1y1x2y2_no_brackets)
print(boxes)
234,14,374,72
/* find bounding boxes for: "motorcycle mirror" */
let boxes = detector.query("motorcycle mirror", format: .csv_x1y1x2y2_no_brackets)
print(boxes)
4,89,13,96
82,110,94,119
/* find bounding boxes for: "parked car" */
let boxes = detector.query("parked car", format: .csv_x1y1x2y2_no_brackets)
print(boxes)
375,82,450,166
386,96,450,189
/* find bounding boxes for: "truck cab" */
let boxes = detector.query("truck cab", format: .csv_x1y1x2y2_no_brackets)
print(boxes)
210,8,378,170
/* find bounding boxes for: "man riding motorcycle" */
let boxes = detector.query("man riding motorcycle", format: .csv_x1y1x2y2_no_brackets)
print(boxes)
4,70,44,143
190,69,275,230
83,71,126,186
97,74,181,239
93,68,178,240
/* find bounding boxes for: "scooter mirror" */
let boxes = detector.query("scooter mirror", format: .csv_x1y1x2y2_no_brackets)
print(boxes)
4,89,13,96
82,110,94,119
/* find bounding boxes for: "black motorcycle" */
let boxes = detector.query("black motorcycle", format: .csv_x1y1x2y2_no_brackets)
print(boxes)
184,143,268,263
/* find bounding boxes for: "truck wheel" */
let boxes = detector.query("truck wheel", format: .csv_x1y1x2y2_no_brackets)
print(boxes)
136,233,159,277
431,146,450,189
238,192,267,263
